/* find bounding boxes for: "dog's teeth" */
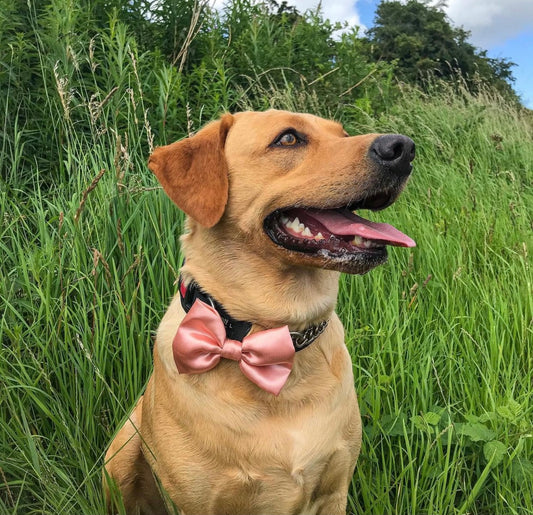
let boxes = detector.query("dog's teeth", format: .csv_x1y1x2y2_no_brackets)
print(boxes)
351,236,363,246
285,218,297,230
292,225,303,234
288,217,302,232
285,217,305,234
302,226,313,237
363,240,372,248
281,215,289,224
315,232,325,240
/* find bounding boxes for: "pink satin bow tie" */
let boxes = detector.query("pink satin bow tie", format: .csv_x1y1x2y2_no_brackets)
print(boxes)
172,299,295,395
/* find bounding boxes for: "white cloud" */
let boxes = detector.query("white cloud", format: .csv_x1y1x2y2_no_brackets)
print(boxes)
441,0,533,48
282,1,365,31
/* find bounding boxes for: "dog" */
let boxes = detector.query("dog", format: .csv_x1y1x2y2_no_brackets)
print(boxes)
104,109,415,515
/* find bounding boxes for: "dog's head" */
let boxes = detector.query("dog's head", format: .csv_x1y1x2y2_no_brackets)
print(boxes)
149,110,415,275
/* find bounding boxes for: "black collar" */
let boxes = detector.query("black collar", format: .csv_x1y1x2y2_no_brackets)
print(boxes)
178,277,328,352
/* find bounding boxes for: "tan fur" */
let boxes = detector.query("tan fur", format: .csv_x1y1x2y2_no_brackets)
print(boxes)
103,110,404,514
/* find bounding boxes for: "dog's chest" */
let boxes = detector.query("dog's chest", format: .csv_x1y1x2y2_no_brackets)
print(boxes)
201,404,353,514
149,371,359,514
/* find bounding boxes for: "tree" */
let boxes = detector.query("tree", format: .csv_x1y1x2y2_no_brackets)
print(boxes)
367,0,517,99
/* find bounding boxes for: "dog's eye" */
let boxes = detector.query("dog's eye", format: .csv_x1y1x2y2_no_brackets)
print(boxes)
278,133,298,146
271,129,305,148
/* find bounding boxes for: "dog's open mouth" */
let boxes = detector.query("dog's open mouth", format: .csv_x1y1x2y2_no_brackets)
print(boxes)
264,197,415,273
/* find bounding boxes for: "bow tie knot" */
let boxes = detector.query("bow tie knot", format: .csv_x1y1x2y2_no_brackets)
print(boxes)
172,299,295,395
219,338,243,362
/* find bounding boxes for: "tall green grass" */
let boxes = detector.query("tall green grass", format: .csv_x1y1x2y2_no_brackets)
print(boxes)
1,19,532,515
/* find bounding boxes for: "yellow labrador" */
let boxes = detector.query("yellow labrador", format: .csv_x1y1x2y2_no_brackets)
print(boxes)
104,110,415,514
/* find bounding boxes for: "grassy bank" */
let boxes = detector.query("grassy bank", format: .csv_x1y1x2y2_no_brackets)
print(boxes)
1,17,532,515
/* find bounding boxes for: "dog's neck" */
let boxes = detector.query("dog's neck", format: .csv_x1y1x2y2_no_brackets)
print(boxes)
180,227,340,332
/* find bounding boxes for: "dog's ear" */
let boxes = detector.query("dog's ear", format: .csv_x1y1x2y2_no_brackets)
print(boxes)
148,113,234,228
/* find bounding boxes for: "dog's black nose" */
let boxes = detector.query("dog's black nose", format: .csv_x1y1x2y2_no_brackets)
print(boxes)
368,134,415,177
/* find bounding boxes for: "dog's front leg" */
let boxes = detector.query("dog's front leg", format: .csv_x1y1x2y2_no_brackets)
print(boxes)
316,493,350,515
104,398,168,515
313,445,358,515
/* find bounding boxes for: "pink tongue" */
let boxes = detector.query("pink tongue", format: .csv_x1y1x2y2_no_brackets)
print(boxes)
307,209,416,247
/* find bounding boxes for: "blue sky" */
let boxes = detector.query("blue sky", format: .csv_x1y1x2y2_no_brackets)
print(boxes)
284,0,533,108
489,32,533,107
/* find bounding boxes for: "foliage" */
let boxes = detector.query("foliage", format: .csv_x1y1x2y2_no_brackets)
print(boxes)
1,0,522,184
1,0,398,182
